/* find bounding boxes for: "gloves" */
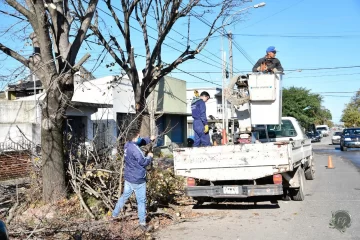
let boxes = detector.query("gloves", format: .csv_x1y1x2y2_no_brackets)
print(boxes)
204,125,209,133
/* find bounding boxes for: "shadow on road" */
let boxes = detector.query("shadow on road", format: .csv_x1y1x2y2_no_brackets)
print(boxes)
193,202,280,210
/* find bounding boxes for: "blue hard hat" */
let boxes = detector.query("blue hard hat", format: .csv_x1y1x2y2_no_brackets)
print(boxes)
266,46,277,53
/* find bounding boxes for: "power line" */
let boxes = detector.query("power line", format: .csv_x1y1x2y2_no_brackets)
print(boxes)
239,0,306,30
286,65,360,72
232,41,255,65
321,95,353,98
107,3,227,71
287,72,360,79
90,7,223,86
228,34,360,39
183,5,255,68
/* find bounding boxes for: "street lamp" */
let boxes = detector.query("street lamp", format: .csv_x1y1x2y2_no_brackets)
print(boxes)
221,2,266,142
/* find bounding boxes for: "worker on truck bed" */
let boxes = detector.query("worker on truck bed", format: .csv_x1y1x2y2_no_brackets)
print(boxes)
191,91,211,147
252,46,284,73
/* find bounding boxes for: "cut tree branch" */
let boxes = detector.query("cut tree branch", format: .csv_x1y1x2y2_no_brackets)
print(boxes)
90,25,129,72
68,0,99,64
0,43,29,67
5,0,34,21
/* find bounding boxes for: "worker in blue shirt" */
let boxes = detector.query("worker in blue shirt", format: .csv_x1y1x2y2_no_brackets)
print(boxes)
191,91,211,147
111,130,155,232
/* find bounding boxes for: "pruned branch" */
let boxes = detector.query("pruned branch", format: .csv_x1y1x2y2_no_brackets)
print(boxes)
90,24,129,72
68,0,99,64
135,0,152,67
5,0,34,22
0,43,29,67
105,0,126,37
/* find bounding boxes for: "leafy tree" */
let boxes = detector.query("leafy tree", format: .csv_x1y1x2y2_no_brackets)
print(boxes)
282,87,332,129
341,90,360,127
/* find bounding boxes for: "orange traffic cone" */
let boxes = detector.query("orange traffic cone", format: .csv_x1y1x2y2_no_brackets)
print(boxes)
222,129,227,145
327,155,335,169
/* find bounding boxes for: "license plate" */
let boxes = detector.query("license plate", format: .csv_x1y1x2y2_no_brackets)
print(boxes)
223,186,239,195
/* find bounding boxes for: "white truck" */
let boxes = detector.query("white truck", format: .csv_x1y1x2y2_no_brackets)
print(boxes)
316,125,330,137
174,73,315,202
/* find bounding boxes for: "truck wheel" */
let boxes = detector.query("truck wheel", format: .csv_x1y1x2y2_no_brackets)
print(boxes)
290,168,305,201
305,161,315,180
282,188,291,201
193,197,205,206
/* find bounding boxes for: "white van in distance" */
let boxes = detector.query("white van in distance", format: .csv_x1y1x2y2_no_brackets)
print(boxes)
316,125,330,137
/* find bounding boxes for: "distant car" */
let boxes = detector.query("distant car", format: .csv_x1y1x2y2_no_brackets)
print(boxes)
316,130,323,138
316,125,330,137
332,131,342,145
307,131,321,143
340,128,360,151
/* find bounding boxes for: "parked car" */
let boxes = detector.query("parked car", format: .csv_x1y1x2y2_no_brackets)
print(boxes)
340,128,360,151
316,130,323,138
316,125,330,137
307,131,321,142
332,131,342,145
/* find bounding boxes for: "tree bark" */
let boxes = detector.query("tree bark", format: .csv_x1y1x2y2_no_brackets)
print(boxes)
41,119,66,202
140,114,151,137
41,73,73,202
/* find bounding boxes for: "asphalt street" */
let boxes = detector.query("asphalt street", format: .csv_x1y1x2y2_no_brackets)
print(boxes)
156,135,360,240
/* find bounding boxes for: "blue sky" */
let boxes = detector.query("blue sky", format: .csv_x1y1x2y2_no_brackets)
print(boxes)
1,0,360,123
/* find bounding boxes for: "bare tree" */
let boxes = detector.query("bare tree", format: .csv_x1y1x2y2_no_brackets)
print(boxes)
0,0,99,202
90,0,243,134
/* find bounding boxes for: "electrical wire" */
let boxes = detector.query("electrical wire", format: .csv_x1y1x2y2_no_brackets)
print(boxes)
229,33,360,39
106,4,228,71
239,0,306,30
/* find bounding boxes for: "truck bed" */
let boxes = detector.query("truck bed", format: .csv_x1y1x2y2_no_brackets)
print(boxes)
174,139,312,181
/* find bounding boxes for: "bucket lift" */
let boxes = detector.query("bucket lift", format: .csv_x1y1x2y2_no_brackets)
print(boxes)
224,73,283,143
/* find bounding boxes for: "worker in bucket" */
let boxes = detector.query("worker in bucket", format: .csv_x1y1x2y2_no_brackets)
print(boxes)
252,46,284,73
191,91,211,147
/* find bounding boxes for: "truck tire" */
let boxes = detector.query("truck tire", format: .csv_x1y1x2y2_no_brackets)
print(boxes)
305,161,315,180
290,168,305,201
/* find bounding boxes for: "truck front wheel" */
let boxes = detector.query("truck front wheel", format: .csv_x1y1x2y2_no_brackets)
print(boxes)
290,168,305,201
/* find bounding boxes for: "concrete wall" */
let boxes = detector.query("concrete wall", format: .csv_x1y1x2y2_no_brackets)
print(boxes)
150,76,187,114
0,101,38,123
0,123,40,151
112,79,136,114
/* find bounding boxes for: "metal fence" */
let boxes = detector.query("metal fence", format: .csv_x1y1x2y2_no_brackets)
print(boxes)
0,140,33,153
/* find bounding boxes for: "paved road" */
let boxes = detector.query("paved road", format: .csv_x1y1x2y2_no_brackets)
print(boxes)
313,133,360,168
157,135,360,240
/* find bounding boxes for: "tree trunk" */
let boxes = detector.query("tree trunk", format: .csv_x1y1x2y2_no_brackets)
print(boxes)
41,118,66,202
41,73,73,202
140,114,151,137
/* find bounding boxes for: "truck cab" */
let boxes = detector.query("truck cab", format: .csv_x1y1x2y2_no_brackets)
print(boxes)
257,117,307,143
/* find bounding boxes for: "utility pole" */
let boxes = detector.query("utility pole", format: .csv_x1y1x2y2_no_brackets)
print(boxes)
221,33,226,131
228,32,235,143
